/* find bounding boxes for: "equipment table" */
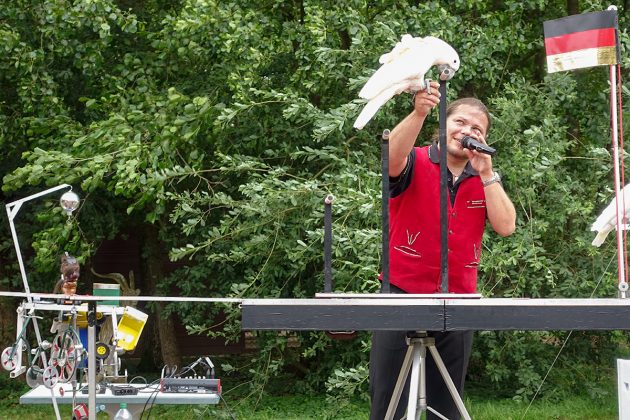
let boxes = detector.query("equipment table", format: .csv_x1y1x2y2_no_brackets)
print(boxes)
20,383,220,419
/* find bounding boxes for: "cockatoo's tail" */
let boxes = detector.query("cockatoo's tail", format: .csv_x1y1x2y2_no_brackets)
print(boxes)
591,183,630,247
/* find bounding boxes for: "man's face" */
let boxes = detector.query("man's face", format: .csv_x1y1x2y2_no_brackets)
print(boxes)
445,104,489,160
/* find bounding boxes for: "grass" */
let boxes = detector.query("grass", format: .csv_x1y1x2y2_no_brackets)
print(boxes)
0,386,619,419
469,396,617,420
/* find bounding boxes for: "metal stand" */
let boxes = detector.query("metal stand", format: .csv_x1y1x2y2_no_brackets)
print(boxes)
87,301,97,420
381,129,391,293
385,332,471,420
437,80,449,293
323,194,334,293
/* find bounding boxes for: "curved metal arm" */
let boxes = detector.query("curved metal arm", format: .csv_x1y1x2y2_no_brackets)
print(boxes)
5,184,73,296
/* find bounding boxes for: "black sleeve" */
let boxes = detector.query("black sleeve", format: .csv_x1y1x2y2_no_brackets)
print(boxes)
390,150,415,198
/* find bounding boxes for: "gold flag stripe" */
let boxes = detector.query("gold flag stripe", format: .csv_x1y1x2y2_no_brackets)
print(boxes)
547,46,618,73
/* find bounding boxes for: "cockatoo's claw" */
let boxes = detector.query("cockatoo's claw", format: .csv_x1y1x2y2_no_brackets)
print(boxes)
409,78,432,107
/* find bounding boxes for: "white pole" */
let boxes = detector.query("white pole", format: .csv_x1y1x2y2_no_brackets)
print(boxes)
5,184,71,295
5,184,72,420
609,63,627,298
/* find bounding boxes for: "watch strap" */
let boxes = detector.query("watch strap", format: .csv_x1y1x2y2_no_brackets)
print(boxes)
482,172,501,187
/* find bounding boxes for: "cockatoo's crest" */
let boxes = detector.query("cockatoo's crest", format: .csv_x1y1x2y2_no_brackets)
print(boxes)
354,34,460,130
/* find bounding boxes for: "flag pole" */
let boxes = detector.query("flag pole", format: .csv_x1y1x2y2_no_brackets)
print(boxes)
607,5,627,298
610,61,627,298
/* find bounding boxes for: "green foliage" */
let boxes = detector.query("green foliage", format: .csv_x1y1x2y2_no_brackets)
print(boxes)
1,0,629,407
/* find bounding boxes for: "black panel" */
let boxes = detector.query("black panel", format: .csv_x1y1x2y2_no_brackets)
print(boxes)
242,303,445,331
445,305,630,330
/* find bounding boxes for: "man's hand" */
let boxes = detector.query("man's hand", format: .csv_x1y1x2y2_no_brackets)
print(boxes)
463,135,493,179
413,81,441,119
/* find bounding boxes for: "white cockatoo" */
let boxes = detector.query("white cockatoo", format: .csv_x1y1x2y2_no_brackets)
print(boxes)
353,35,460,130
591,183,630,247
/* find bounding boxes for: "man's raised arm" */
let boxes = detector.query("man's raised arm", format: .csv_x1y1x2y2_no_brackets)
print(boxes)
388,81,440,177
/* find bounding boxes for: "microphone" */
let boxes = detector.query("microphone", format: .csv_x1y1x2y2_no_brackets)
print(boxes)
460,136,496,156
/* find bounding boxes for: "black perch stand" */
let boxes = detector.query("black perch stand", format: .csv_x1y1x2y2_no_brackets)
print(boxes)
323,194,334,293
384,67,472,420
438,79,449,293
381,129,391,293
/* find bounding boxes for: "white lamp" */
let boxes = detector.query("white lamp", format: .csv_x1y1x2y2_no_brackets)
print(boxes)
5,184,79,295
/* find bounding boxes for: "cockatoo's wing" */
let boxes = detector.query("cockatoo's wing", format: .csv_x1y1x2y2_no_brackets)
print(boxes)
353,78,426,130
358,37,432,100
591,183,630,246
354,35,460,130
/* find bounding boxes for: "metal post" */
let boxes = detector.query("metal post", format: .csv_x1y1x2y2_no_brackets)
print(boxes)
5,184,71,420
438,81,449,293
609,62,627,298
381,129,391,293
324,194,334,293
87,301,97,420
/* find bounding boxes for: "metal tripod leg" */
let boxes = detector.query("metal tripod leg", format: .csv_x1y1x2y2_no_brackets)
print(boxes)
384,332,472,420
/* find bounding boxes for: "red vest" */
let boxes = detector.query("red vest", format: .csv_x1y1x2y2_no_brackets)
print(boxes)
388,146,487,293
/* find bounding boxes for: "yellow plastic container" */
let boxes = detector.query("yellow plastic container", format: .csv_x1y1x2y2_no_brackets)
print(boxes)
116,307,148,351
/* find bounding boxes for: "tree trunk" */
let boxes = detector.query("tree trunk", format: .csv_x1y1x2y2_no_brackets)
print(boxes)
0,298,17,348
567,0,579,15
142,224,181,368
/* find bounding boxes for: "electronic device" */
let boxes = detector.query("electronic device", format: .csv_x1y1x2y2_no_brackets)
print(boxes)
160,377,221,394
110,385,138,396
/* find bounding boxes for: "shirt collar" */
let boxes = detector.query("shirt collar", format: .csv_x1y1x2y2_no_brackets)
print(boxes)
428,142,478,177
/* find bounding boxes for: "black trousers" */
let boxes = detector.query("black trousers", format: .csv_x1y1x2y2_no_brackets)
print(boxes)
369,328,473,420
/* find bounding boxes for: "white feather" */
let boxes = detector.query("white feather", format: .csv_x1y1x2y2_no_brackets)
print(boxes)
591,183,630,247
354,35,460,130
353,79,426,131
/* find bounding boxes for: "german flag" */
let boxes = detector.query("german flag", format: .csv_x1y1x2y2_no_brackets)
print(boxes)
543,10,619,73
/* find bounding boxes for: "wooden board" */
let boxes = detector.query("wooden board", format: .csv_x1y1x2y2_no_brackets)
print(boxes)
242,298,630,331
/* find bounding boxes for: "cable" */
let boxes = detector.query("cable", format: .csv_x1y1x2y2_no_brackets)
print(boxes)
142,385,161,420
218,393,237,420
520,255,615,419
138,384,161,420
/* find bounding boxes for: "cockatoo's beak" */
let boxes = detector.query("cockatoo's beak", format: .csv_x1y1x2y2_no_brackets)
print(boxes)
438,64,457,81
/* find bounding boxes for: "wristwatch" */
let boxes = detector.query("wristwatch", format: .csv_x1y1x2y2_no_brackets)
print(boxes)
482,172,501,187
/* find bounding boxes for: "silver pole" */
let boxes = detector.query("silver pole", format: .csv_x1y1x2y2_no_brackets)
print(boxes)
609,62,627,298
6,188,70,420
88,302,97,420
428,345,472,420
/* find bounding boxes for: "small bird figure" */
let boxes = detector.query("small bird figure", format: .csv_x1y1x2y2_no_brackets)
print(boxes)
591,183,630,247
53,252,80,295
353,35,460,130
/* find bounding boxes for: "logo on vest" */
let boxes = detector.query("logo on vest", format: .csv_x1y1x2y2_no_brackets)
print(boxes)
465,242,481,268
466,199,486,209
394,229,421,258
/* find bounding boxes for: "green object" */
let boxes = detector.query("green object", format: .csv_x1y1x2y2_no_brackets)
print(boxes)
93,283,120,306
114,402,132,420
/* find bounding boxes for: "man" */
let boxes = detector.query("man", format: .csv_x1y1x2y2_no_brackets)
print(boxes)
369,81,516,419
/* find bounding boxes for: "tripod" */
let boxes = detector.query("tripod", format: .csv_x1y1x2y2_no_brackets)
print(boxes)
384,332,471,420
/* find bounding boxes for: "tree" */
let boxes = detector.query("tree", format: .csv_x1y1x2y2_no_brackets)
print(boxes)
1,0,628,402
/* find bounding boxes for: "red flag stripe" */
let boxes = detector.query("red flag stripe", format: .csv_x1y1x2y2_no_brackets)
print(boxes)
545,28,616,55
